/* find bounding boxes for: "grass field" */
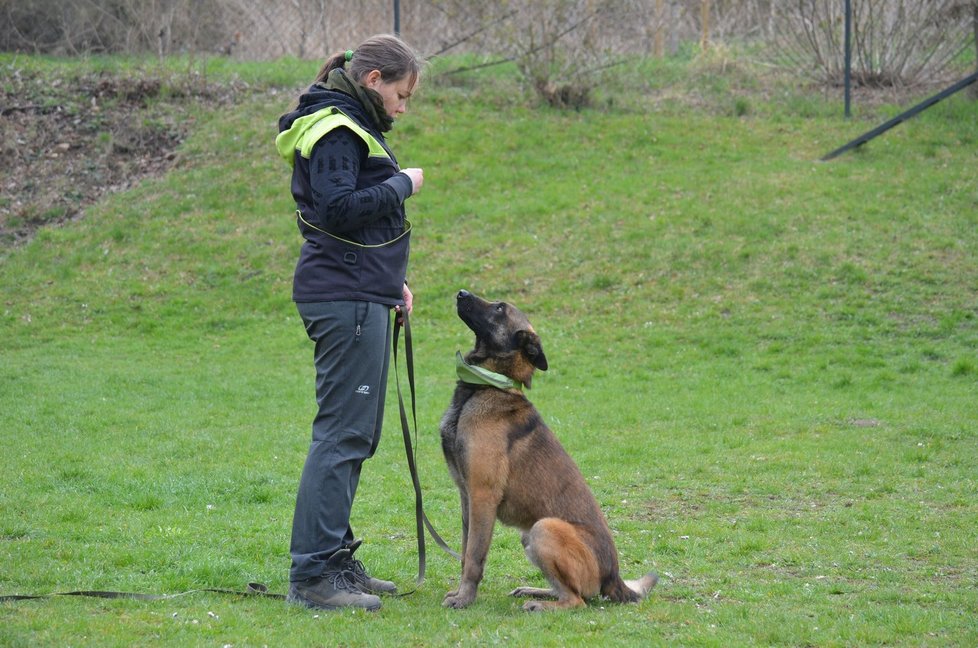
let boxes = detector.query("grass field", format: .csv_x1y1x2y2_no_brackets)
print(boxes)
1,53,976,646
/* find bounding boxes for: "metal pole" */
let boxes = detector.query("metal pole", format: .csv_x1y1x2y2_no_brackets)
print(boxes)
844,0,852,118
394,0,401,36
821,71,978,161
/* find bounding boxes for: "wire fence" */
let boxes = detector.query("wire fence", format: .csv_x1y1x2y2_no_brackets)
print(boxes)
1,1,975,91
207,0,780,61
1,0,774,61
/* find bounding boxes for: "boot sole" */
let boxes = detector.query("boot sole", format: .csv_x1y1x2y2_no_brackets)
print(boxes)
287,592,381,612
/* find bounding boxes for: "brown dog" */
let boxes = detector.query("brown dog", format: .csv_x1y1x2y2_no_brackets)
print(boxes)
439,290,658,611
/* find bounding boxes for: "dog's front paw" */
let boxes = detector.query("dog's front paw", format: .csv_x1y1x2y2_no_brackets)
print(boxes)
442,591,475,609
510,586,552,598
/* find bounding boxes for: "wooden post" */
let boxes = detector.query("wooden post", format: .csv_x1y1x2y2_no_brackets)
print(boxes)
655,0,665,58
700,0,710,51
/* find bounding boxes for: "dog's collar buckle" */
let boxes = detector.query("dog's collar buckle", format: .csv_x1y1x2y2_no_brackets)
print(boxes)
455,351,523,390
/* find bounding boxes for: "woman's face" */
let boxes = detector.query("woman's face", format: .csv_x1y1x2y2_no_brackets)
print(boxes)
364,70,417,119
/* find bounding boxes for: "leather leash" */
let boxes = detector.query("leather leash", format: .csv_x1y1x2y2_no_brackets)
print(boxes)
2,308,458,605
392,307,461,588
0,583,284,604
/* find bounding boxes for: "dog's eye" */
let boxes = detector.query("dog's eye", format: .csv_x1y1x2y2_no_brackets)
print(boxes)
495,304,505,313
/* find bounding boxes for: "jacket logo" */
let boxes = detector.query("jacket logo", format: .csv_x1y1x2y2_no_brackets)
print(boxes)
355,385,371,396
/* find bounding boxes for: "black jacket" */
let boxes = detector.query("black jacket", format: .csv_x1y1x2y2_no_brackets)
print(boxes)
277,79,413,305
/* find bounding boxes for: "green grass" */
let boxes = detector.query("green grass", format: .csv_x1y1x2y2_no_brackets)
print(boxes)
2,54,977,646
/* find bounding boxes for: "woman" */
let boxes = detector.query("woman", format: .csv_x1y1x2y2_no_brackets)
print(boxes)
275,34,424,612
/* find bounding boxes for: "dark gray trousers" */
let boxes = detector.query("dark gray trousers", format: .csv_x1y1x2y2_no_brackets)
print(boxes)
290,300,391,582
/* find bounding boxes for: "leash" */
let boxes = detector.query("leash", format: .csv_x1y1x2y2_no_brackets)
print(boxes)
0,583,284,604
392,307,461,588
2,307,457,605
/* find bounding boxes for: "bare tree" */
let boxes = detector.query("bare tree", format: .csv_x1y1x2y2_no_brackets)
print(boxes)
0,0,228,56
429,0,651,109
771,0,974,89
4,0,970,103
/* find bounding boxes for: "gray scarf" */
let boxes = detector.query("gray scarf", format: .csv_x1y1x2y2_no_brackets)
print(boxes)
321,68,394,133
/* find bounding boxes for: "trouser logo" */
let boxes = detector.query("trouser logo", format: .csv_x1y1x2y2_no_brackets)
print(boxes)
355,384,371,396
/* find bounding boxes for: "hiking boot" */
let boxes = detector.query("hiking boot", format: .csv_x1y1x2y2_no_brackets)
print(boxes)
286,548,382,611
344,539,398,595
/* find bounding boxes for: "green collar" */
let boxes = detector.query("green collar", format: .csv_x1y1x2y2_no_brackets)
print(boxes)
455,351,522,390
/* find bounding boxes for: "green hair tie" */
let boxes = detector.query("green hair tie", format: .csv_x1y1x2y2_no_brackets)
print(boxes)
344,49,354,63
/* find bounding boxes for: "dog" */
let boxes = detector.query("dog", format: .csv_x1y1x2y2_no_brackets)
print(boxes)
439,290,658,611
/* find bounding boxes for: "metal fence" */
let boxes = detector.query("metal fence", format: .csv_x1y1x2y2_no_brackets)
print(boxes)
2,1,974,90
214,0,763,61
0,0,767,61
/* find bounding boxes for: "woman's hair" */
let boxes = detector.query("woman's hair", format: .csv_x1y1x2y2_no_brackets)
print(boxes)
315,34,423,86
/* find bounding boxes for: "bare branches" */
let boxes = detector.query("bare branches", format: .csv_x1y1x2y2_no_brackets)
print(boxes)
771,0,975,89
1,0,973,98
0,0,229,57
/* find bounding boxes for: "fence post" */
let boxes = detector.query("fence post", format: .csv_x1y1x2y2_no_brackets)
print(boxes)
972,1,978,99
655,0,665,57
844,0,852,118
700,0,710,50
394,0,401,36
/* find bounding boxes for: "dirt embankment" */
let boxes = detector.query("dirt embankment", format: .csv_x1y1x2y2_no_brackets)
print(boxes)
0,67,247,246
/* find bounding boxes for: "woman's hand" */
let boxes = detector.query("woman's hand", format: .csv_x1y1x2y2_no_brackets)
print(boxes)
396,282,413,325
402,168,424,194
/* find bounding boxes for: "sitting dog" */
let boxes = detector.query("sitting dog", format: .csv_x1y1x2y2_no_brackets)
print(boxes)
439,290,658,611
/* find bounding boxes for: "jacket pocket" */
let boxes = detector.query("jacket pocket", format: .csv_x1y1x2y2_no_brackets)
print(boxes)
302,214,411,303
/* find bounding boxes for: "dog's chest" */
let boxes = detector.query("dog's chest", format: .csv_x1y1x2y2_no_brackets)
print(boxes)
440,386,518,475
439,385,479,479
439,385,509,441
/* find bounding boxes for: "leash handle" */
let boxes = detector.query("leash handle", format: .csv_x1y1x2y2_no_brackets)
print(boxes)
392,308,461,587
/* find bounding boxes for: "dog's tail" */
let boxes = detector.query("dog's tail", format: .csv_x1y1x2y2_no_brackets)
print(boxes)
604,572,659,603
625,572,659,599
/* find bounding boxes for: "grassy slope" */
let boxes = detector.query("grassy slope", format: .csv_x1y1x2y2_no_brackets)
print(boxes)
1,55,976,646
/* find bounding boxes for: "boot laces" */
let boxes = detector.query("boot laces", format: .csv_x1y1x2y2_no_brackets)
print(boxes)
346,558,370,584
324,565,358,592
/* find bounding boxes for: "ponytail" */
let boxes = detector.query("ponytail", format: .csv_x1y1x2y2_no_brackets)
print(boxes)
314,34,423,86
314,51,349,83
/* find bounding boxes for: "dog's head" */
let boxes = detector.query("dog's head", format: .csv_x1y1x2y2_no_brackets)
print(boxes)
456,290,548,388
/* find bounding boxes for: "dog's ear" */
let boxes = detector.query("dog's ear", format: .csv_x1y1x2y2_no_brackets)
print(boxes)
517,330,548,371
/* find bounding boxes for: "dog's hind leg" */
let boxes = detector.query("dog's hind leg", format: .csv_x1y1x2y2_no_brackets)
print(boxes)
518,518,599,611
